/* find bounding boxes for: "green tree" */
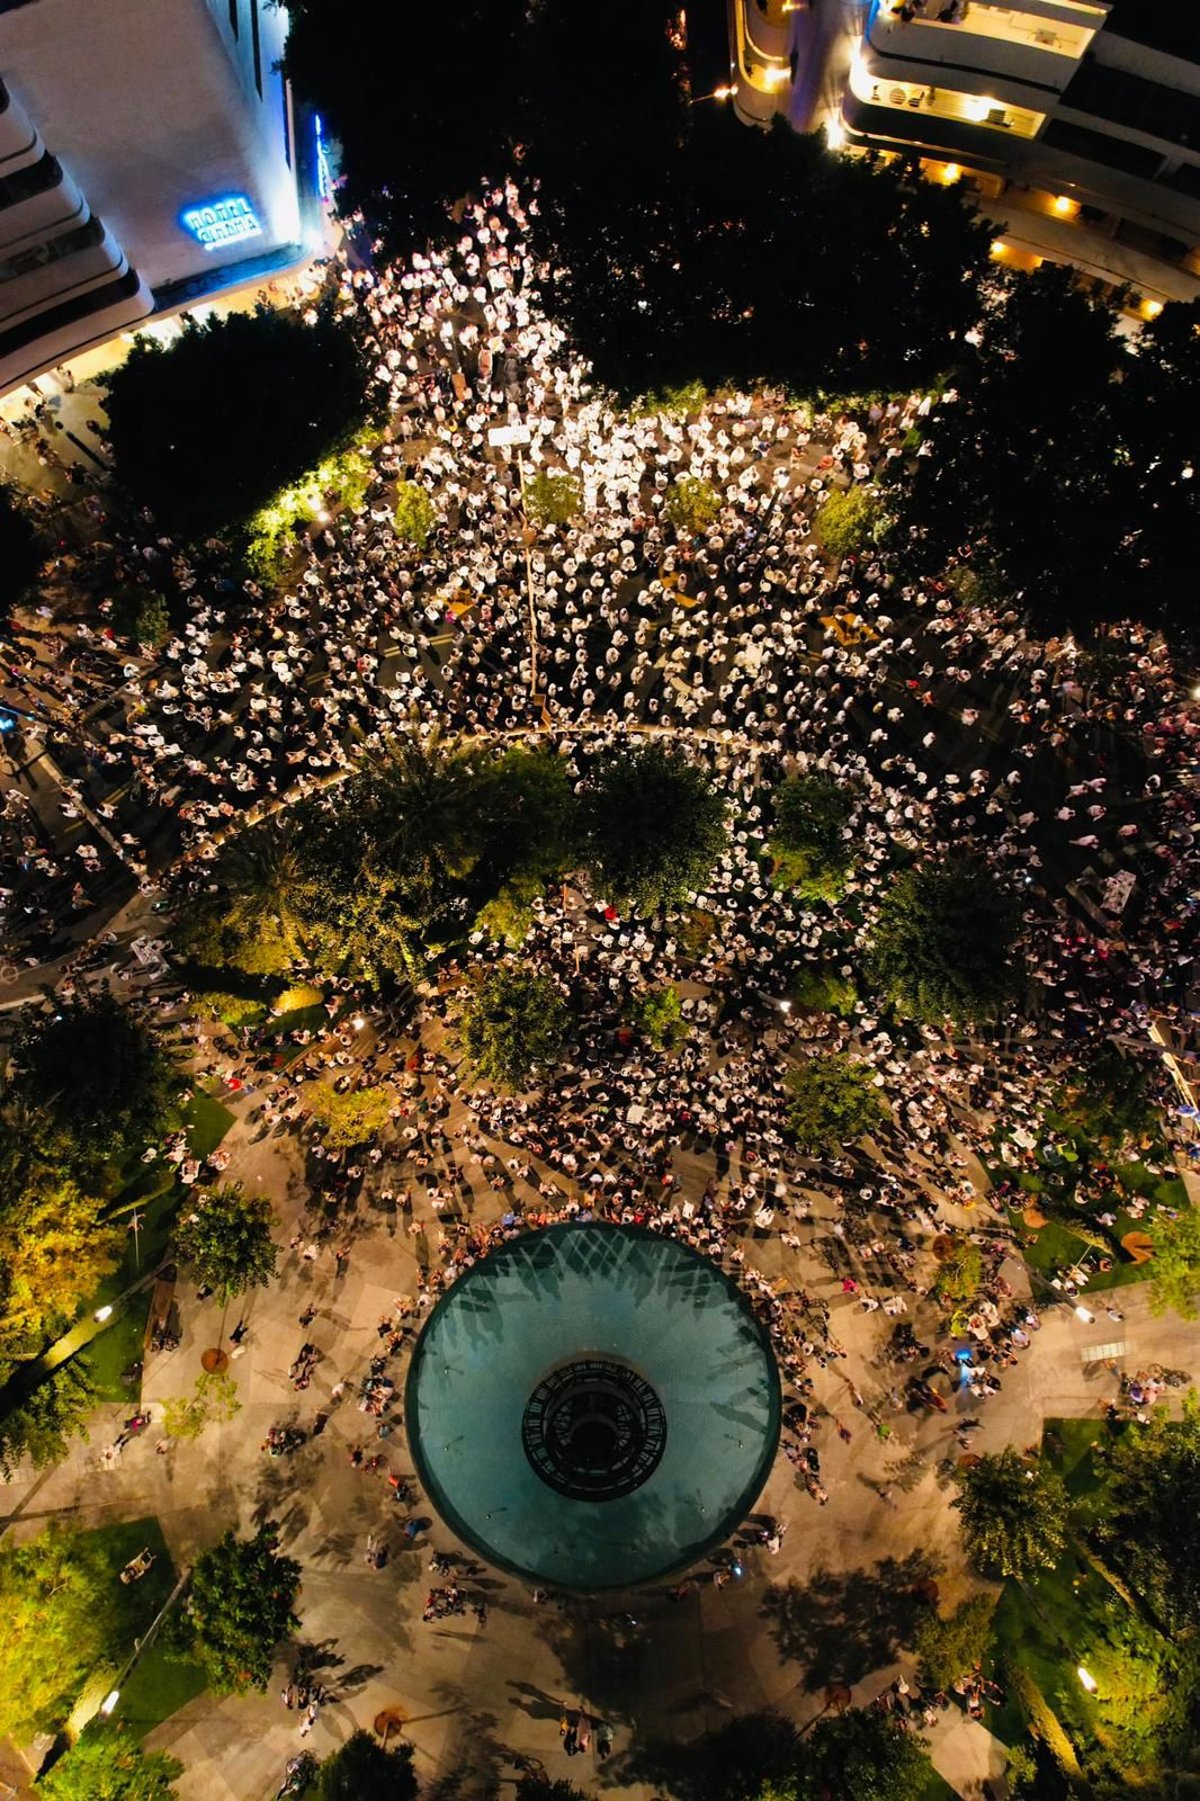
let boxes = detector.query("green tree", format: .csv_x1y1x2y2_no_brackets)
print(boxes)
285,737,485,982
467,745,579,902
110,587,170,650
814,486,890,562
0,1357,98,1480
161,1371,242,1442
582,742,725,914
101,302,377,538
306,1083,393,1151
933,1242,984,1309
456,962,569,1091
187,1522,300,1694
392,481,438,549
0,1127,121,1353
0,1522,126,1740
665,475,721,534
37,1724,182,1800
317,1731,418,1801
10,988,180,1169
1054,1045,1158,1157
803,1707,930,1801
868,856,1021,1026
1097,1395,1200,1632
173,1184,278,1304
784,1052,884,1154
769,772,856,902
1149,1208,1200,1320
913,1595,995,1691
526,469,582,527
952,1448,1068,1580
635,983,689,1053
173,822,312,979
0,482,42,620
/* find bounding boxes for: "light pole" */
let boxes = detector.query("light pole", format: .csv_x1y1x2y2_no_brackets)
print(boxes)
689,85,736,105
487,422,542,711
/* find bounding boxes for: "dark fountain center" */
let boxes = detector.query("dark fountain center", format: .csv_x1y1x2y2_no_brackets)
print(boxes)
521,1357,667,1502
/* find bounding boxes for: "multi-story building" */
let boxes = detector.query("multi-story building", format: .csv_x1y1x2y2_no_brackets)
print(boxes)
841,1,1200,280
0,0,315,395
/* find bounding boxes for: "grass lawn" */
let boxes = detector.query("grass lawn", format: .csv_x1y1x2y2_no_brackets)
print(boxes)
919,1762,957,1800
1010,1212,1149,1298
183,1089,236,1159
83,1517,207,1741
79,1291,151,1401
1041,1417,1106,1502
115,1634,207,1742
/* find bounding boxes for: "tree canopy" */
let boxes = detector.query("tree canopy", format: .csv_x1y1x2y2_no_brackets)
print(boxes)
0,1125,121,1355
1096,1396,1200,1634
581,741,725,914
101,302,378,537
890,268,1200,644
175,740,581,990
952,1446,1068,1579
455,961,569,1091
187,1522,301,1693
316,1731,418,1801
37,1725,182,1801
1148,1208,1200,1320
10,988,180,1170
804,1707,931,1801
785,1053,884,1154
913,1595,995,1691
769,772,856,902
173,1185,278,1303
0,1357,98,1480
0,1522,128,1740
868,856,1021,1026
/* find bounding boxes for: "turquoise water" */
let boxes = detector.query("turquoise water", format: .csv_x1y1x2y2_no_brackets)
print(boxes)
405,1223,780,1590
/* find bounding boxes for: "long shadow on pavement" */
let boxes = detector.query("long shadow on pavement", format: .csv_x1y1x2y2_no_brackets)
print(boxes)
761,1549,940,1688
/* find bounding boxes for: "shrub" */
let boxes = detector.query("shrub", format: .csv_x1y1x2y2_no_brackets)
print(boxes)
526,468,582,526
393,481,438,549
665,475,722,534
815,485,890,561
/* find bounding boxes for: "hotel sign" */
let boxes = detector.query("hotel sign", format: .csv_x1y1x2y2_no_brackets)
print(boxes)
181,195,262,252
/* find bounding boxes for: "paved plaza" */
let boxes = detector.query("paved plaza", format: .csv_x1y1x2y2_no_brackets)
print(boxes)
3,1017,1198,1800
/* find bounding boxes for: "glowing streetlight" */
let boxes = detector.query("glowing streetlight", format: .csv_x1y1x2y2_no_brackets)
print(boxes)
1077,1666,1097,1693
690,85,735,104
94,1305,114,1323
100,1689,121,1715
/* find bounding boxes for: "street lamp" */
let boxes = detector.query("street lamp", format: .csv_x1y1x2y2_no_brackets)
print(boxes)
690,85,735,104
100,1689,120,1715
1077,1666,1097,1693
94,1305,114,1323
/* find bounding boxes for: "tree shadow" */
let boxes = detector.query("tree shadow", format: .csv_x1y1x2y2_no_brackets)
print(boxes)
425,1707,504,1801
761,1551,940,1689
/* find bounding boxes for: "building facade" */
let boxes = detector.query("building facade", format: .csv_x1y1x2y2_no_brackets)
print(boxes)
842,1,1200,272
0,0,309,395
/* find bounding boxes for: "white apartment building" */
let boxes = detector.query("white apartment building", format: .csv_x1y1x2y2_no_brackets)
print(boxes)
842,1,1200,272
0,0,311,395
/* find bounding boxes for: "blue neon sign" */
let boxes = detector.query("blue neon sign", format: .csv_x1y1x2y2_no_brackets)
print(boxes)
180,195,262,252
314,114,334,204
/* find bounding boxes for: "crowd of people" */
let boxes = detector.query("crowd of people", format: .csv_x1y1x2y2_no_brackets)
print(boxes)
2,179,1199,1647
